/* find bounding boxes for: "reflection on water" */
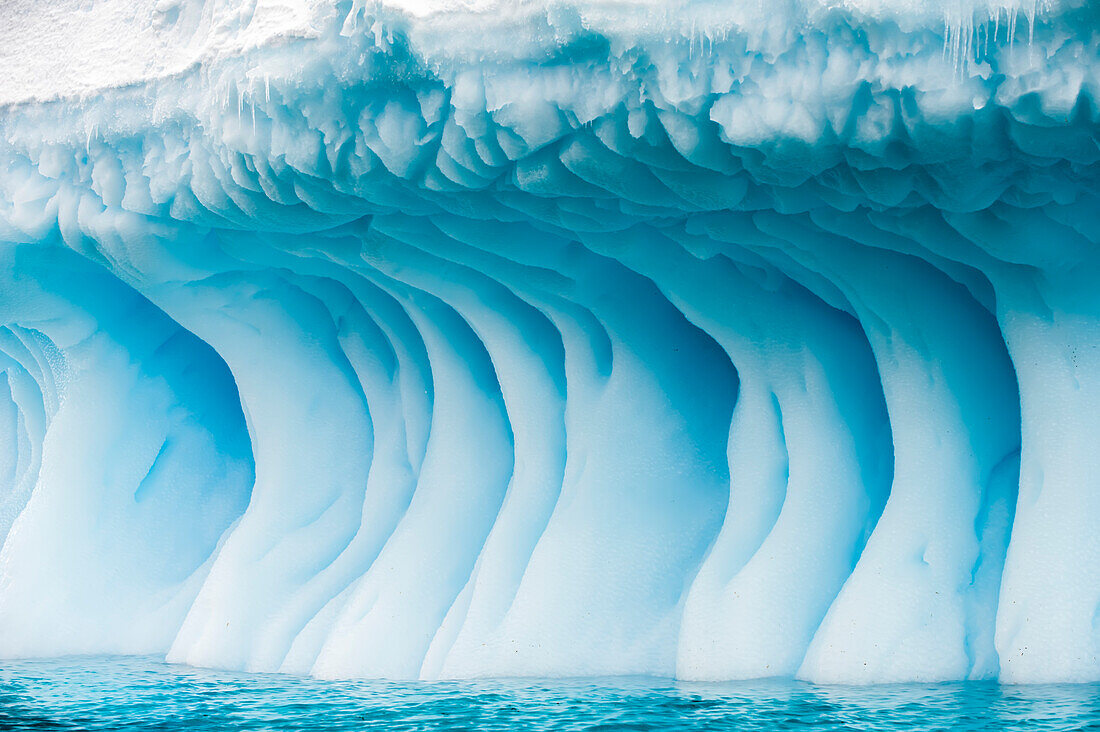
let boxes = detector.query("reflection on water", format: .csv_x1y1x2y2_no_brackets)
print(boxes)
1,656,1099,730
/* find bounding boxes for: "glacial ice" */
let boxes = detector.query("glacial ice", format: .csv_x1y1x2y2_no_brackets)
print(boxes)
0,0,1097,684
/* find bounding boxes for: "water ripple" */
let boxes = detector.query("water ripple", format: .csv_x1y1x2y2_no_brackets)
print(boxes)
1,657,1099,731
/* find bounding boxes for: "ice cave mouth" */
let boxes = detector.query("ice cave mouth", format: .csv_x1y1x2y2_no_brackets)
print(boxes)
0,0,1096,685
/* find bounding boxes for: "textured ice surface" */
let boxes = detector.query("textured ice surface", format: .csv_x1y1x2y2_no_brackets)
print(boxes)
0,0,1097,684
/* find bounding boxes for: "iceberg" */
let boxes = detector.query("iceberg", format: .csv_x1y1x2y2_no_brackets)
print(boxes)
0,0,1097,684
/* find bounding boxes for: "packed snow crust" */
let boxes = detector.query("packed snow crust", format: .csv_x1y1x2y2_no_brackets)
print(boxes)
0,0,1098,684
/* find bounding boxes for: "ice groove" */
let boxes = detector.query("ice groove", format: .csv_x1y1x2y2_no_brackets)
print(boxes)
0,0,1096,683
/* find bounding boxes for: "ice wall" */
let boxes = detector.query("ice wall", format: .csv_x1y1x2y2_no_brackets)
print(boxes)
0,0,1097,683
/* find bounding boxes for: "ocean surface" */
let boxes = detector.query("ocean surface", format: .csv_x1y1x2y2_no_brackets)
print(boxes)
1,656,1098,731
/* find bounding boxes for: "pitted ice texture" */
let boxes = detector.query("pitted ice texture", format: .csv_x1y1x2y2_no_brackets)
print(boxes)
0,0,1096,683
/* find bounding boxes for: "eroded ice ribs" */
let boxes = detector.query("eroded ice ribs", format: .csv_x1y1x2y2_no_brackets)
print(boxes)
0,0,1096,684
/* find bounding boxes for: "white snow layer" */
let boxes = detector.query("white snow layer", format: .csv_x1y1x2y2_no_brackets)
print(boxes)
0,0,1097,684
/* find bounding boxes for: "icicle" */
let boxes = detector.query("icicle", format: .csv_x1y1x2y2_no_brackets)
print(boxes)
340,0,362,37
1008,7,1017,52
1028,0,1037,49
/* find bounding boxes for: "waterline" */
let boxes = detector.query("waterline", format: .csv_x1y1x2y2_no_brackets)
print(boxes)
1,656,1099,730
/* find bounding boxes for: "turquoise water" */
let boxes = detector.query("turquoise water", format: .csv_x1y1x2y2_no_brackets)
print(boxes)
1,656,1099,730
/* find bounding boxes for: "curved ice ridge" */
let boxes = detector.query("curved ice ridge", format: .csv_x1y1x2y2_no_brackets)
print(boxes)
0,0,1097,684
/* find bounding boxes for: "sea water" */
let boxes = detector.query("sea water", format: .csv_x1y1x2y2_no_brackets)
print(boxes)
0,656,1098,730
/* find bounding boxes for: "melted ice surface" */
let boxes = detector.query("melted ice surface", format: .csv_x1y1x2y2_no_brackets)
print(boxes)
0,0,1097,686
